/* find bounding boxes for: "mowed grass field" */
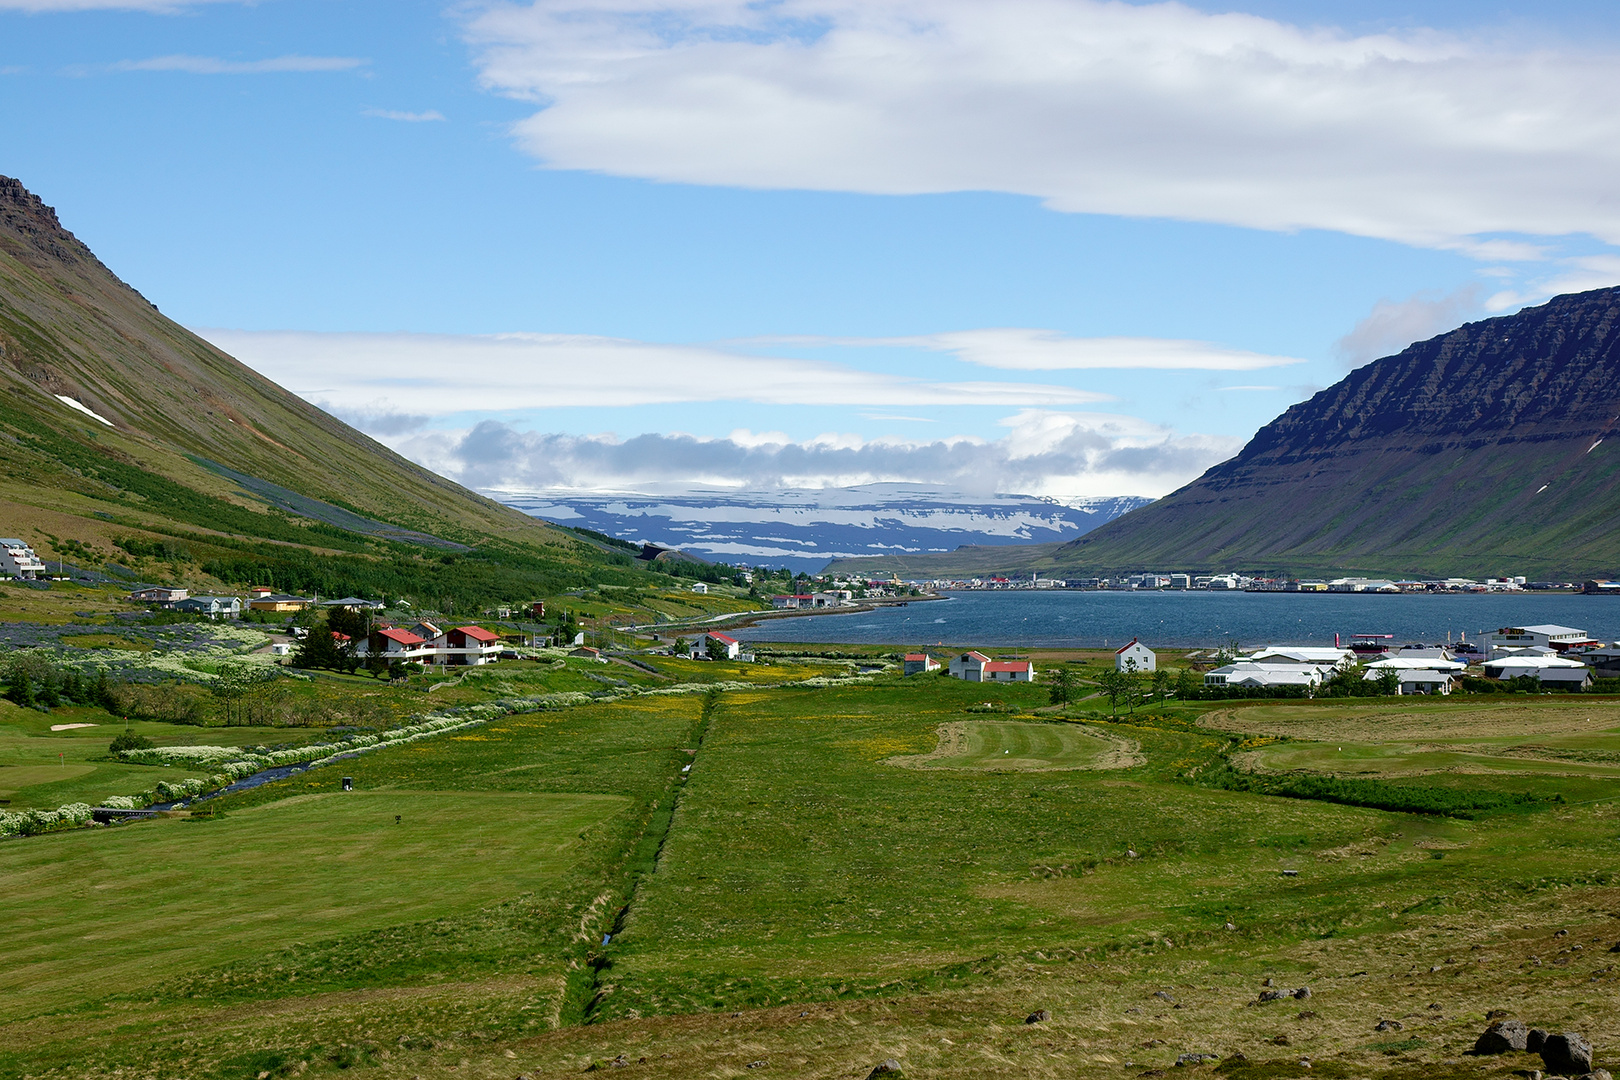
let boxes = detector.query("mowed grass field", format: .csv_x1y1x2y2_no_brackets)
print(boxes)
887,719,1141,771
1,671,1619,1080
0,790,627,1019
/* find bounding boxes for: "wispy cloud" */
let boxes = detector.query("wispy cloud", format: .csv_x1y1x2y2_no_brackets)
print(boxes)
463,0,1620,254
1335,285,1485,367
108,54,367,75
363,108,447,123
759,329,1305,372
394,410,1240,499
1483,256,1620,314
196,328,1109,421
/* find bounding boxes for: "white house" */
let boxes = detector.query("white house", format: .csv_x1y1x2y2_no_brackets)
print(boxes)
695,632,740,660
1362,667,1456,695
1483,653,1591,687
176,595,241,619
0,539,45,580
1486,625,1597,659
949,651,992,681
772,594,813,609
1247,646,1355,667
1204,661,1336,689
811,591,854,608
691,582,709,594
982,660,1035,682
1115,639,1155,672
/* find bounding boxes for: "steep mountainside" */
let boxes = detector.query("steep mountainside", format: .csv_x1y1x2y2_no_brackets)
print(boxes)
0,176,605,595
834,288,1620,580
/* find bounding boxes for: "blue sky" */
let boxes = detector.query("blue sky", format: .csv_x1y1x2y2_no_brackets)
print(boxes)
4,0,1619,500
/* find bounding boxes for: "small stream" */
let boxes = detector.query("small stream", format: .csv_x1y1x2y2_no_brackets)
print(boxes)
147,752,364,811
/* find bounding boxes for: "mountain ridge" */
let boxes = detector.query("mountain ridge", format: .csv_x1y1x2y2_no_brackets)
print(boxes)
830,287,1620,580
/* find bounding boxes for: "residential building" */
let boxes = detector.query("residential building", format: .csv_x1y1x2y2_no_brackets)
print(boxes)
695,632,740,660
570,646,607,662
1204,661,1336,689
435,626,503,666
364,627,432,662
1362,668,1456,695
128,586,188,606
1577,646,1620,678
982,660,1035,682
903,653,941,675
811,591,854,607
176,595,241,619
1247,646,1354,667
1486,624,1598,659
772,594,813,609
691,582,709,594
320,596,384,611
248,593,313,613
949,651,992,681
1169,573,1191,589
0,539,45,580
1482,654,1592,687
1115,639,1156,673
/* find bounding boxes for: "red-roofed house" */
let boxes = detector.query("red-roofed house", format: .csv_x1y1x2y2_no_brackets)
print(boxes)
433,625,504,666
359,626,432,663
903,653,941,675
695,632,740,660
1115,638,1156,672
982,660,1035,682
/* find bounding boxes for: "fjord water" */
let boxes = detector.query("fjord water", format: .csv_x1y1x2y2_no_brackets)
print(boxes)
734,590,1620,648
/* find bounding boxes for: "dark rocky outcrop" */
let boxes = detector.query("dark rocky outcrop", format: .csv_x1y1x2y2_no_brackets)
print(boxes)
1475,1018,1530,1053
1542,1033,1594,1076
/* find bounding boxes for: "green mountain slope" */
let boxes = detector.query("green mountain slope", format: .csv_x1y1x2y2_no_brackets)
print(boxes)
831,288,1620,581
0,175,609,600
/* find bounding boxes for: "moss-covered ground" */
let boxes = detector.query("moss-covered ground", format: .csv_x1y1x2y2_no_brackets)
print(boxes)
0,673,1616,1079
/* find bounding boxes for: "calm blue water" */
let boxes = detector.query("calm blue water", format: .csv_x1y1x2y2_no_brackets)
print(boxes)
733,591,1620,649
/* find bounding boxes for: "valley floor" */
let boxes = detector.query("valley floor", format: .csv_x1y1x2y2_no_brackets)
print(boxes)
1,662,1617,1079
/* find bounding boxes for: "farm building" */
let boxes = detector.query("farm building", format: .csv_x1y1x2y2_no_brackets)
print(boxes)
903,653,941,675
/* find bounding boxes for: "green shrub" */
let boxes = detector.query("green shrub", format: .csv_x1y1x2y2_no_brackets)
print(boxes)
108,730,154,753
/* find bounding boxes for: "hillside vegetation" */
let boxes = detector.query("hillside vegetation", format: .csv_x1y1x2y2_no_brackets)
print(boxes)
0,176,647,603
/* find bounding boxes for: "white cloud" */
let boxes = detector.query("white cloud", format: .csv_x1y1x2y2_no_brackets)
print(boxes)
391,410,1240,499
1334,284,1484,367
196,328,1109,419
462,0,1620,252
1484,255,1620,313
109,55,367,75
364,109,448,122
762,329,1305,371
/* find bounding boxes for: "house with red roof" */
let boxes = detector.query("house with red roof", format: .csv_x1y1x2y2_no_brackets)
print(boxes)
982,660,1035,682
903,653,941,675
695,632,740,660
948,651,992,681
1115,638,1156,672
357,626,433,663
434,625,504,666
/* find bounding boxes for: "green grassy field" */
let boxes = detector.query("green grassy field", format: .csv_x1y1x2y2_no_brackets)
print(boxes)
0,789,626,1020
1,671,1619,1080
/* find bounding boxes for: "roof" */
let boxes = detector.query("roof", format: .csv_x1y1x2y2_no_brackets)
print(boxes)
706,632,738,645
1364,657,1468,671
1115,638,1150,654
904,653,931,661
378,627,425,646
457,625,501,643
1247,646,1352,663
984,661,1033,672
960,651,991,663
1486,654,1586,669
1495,624,1588,637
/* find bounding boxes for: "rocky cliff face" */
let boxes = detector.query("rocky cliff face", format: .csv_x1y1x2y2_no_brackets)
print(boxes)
1061,287,1620,577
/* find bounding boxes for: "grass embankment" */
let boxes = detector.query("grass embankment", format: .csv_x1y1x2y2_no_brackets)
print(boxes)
0,670,1618,1079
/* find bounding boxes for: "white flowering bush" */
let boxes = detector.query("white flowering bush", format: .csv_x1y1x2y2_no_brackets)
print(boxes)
0,802,94,838
117,745,243,767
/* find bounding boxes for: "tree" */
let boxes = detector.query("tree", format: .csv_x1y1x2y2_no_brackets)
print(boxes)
293,626,340,670
1150,667,1170,702
109,729,153,754
705,637,731,662
1048,666,1077,706
8,670,34,708
1175,667,1200,699
1375,667,1401,696
211,663,279,725
1096,668,1130,719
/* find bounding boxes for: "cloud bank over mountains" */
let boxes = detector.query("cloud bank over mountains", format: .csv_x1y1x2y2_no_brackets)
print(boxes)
464,0,1620,309
390,411,1240,500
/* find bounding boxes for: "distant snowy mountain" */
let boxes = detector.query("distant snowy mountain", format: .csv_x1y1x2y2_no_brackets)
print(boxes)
488,484,1153,572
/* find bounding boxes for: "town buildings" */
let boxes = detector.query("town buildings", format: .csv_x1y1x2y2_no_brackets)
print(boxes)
0,539,45,580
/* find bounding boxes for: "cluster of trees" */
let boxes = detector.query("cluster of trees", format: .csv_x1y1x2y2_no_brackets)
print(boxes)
4,658,118,711
291,608,409,679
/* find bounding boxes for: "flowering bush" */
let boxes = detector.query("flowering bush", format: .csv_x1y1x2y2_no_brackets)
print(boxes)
0,802,94,838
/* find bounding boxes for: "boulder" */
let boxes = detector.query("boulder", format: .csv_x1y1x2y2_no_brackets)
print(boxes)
1374,1020,1404,1033
1174,1052,1219,1066
1292,987,1312,1000
1475,1019,1530,1054
1530,1030,1551,1053
1025,1010,1050,1024
866,1061,904,1079
1154,991,1175,1003
1578,1070,1614,1080
1542,1033,1593,1076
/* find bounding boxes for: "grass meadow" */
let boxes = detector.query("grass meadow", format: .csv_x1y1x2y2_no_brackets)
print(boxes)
0,667,1617,1079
